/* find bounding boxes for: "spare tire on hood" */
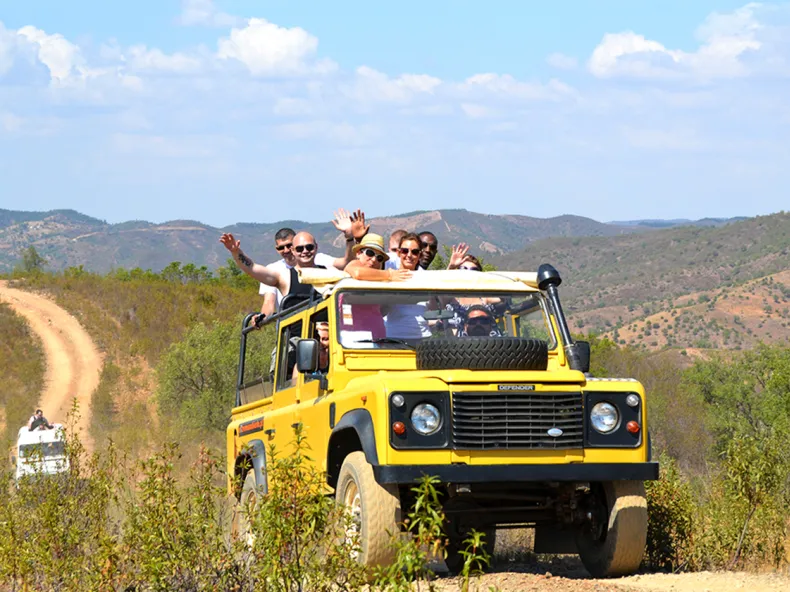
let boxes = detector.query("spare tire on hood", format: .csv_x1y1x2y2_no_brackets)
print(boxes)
415,337,549,371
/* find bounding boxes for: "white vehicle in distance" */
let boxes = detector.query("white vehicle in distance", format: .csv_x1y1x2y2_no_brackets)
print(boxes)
13,424,69,481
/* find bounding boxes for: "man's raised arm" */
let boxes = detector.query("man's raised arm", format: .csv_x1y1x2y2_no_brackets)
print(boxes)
219,233,285,291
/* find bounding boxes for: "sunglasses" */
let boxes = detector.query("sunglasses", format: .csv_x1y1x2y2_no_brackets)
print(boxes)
275,242,293,252
399,247,421,256
362,248,385,262
459,265,481,271
421,243,438,251
294,243,316,253
466,316,492,326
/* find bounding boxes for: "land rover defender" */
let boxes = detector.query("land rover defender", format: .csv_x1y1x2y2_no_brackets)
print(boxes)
226,264,658,577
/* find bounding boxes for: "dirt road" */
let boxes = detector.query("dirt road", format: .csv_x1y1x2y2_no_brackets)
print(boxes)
0,281,102,451
434,560,790,591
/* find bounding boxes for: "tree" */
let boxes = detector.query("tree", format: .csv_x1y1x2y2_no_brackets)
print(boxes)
17,246,47,273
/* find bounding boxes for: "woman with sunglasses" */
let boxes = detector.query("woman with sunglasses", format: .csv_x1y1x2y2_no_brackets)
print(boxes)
396,233,423,272
378,233,434,339
344,234,412,282
337,234,411,346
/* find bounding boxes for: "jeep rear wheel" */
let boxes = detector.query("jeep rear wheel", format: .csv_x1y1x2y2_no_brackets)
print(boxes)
576,480,647,578
336,451,401,568
443,499,497,575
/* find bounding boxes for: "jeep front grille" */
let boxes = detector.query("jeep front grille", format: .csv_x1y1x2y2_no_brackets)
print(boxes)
451,392,584,450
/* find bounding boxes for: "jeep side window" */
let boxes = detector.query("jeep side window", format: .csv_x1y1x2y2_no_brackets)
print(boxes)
276,320,303,391
306,309,330,382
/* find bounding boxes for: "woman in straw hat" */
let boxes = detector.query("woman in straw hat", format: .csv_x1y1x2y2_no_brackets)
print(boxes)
344,233,412,282
337,233,411,346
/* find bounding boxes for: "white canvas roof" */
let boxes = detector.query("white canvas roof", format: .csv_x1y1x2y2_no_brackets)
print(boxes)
298,268,540,297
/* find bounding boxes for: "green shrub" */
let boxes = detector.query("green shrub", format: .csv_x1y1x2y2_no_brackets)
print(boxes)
644,453,696,571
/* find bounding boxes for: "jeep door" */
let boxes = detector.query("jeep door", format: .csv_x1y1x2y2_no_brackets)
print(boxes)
268,317,304,459
293,307,332,477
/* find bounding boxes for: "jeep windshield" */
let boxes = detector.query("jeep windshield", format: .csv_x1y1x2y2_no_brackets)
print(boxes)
336,289,555,350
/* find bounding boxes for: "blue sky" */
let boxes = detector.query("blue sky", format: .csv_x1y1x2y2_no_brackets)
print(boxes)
1,0,789,225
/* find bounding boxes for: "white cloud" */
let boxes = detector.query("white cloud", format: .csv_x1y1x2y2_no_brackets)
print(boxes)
17,25,83,82
1,21,20,75
589,32,681,78
462,73,576,101
217,18,334,76
349,66,442,103
547,52,578,70
125,45,202,73
178,0,244,28
589,4,765,79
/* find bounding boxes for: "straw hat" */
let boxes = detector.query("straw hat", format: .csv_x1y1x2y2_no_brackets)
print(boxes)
352,233,389,261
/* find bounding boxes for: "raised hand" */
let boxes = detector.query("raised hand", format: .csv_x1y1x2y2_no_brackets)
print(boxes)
219,233,241,255
331,209,353,237
447,243,469,269
349,209,370,240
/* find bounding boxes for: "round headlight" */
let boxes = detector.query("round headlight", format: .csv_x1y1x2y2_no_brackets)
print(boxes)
590,402,619,434
411,403,441,435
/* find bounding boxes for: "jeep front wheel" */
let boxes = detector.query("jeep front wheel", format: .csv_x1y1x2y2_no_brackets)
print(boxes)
576,480,647,578
336,451,401,568
232,471,260,548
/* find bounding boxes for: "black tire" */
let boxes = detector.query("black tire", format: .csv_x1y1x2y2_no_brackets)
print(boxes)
576,481,648,578
336,451,401,569
445,526,497,575
443,498,496,575
416,337,548,371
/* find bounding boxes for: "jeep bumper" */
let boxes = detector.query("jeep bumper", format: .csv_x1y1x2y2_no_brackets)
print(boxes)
373,462,659,484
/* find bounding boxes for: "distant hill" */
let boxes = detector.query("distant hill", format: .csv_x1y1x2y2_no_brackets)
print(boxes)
494,212,790,350
0,207,644,273
608,217,747,228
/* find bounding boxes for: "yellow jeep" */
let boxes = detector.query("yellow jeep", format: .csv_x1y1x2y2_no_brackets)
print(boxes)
226,264,658,577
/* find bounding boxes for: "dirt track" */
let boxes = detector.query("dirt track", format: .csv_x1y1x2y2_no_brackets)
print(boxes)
0,281,102,451
433,559,790,591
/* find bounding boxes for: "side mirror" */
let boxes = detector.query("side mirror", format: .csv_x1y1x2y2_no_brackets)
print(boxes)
11,456,16,465
296,339,319,374
565,341,590,373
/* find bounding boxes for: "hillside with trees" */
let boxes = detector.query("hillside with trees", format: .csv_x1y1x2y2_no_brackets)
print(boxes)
0,207,737,273
495,212,790,350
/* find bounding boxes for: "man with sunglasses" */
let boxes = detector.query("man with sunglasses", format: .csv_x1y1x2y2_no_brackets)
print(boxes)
418,231,438,270
259,227,339,316
220,209,369,307
256,210,369,316
462,305,499,337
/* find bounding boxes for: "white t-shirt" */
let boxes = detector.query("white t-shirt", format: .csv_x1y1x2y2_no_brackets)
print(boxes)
383,267,428,338
259,253,337,306
384,257,401,270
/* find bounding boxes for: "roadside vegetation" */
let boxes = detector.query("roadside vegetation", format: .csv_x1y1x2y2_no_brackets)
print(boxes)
592,338,790,572
3,255,790,581
0,407,497,592
0,302,45,449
